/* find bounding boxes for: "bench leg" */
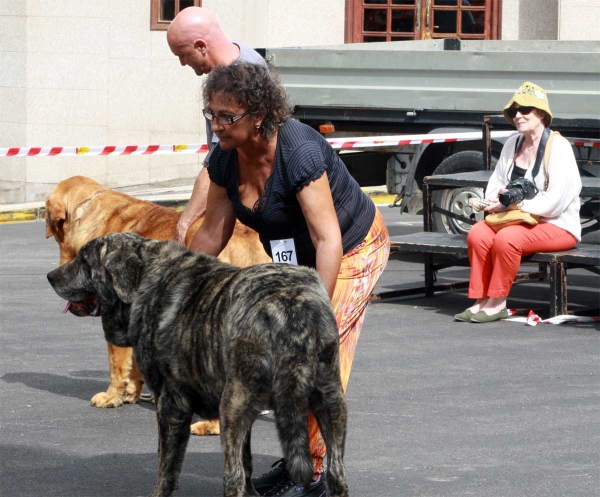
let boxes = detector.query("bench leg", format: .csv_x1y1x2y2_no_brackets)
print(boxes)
423,183,433,232
549,261,568,317
425,254,435,297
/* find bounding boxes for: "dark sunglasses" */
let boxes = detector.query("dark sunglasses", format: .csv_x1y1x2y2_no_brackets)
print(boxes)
506,106,536,119
203,108,251,126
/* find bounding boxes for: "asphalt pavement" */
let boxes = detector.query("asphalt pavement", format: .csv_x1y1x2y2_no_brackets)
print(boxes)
1,206,599,497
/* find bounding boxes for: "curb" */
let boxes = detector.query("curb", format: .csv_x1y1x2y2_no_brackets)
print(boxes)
0,190,396,225
0,208,45,224
364,192,398,205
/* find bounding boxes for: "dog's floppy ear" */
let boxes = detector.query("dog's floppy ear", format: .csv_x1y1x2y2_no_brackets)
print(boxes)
103,250,143,304
45,197,66,242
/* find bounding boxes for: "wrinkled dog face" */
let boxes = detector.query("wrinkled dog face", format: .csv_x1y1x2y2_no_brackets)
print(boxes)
47,241,102,316
47,233,144,318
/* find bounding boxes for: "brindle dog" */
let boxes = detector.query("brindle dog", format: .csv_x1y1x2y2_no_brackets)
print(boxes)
47,233,349,497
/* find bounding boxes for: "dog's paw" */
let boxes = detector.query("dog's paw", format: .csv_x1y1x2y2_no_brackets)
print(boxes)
122,390,141,404
123,379,145,404
90,392,124,408
190,419,220,436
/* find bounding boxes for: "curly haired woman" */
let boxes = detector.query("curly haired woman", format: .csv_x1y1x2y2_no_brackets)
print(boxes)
191,61,390,496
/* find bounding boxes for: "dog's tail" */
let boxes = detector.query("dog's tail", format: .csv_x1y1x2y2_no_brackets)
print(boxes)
280,430,314,488
273,394,314,488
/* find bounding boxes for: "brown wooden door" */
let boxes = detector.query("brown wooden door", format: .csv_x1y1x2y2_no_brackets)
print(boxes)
345,0,502,43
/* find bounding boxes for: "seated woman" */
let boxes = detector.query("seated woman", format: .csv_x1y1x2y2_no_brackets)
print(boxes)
191,61,390,496
455,81,582,323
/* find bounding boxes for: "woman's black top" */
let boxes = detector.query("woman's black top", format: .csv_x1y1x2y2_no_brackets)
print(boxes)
510,136,528,181
511,164,527,181
208,119,375,267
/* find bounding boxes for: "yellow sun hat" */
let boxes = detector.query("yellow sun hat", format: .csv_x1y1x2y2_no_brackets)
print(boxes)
503,81,553,126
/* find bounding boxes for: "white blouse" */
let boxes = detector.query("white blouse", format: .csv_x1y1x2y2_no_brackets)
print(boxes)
485,133,582,242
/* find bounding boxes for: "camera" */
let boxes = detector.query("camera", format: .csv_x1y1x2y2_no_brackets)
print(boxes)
498,178,539,207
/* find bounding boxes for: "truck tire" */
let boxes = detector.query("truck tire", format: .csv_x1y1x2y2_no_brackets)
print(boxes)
431,151,496,235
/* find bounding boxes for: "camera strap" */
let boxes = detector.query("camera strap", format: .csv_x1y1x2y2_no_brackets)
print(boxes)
530,127,551,189
542,130,559,191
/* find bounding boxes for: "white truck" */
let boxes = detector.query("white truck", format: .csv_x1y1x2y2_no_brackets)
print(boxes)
264,39,600,234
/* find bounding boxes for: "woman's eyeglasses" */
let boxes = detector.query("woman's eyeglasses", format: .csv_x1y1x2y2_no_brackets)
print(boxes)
506,106,535,119
203,109,251,125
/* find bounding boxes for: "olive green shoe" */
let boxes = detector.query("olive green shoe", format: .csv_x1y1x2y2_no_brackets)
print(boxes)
453,309,475,322
470,308,509,323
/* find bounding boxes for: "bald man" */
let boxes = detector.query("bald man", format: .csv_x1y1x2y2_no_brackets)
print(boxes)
167,7,265,244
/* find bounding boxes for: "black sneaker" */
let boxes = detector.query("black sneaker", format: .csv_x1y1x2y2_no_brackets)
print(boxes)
263,475,327,497
253,458,289,495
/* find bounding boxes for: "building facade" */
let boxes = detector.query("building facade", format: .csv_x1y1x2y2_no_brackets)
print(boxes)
1,0,599,203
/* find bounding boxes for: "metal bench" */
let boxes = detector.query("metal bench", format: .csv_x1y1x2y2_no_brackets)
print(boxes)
372,232,600,317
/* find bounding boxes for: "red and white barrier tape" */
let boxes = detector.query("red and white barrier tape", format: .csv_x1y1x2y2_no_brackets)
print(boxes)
328,131,514,149
572,140,600,148
1,131,599,158
506,308,600,326
0,144,209,158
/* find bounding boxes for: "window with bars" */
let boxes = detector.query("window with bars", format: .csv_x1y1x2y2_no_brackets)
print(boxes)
345,0,502,43
150,0,202,31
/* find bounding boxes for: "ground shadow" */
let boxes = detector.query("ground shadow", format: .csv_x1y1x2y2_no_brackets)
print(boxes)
0,443,279,497
1,372,109,402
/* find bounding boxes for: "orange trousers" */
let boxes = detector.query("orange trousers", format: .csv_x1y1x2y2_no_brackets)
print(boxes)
308,208,390,474
467,221,577,299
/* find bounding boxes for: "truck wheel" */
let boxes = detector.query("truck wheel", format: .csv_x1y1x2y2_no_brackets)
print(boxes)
431,151,496,235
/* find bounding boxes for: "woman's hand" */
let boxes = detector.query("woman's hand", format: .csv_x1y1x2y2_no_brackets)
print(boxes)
482,194,503,213
189,181,236,255
483,200,504,213
173,215,193,245
483,188,521,213
173,168,211,245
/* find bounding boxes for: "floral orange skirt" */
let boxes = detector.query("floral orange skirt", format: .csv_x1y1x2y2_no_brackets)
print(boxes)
309,207,390,473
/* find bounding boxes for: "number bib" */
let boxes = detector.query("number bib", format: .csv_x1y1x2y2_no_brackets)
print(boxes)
270,238,298,265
